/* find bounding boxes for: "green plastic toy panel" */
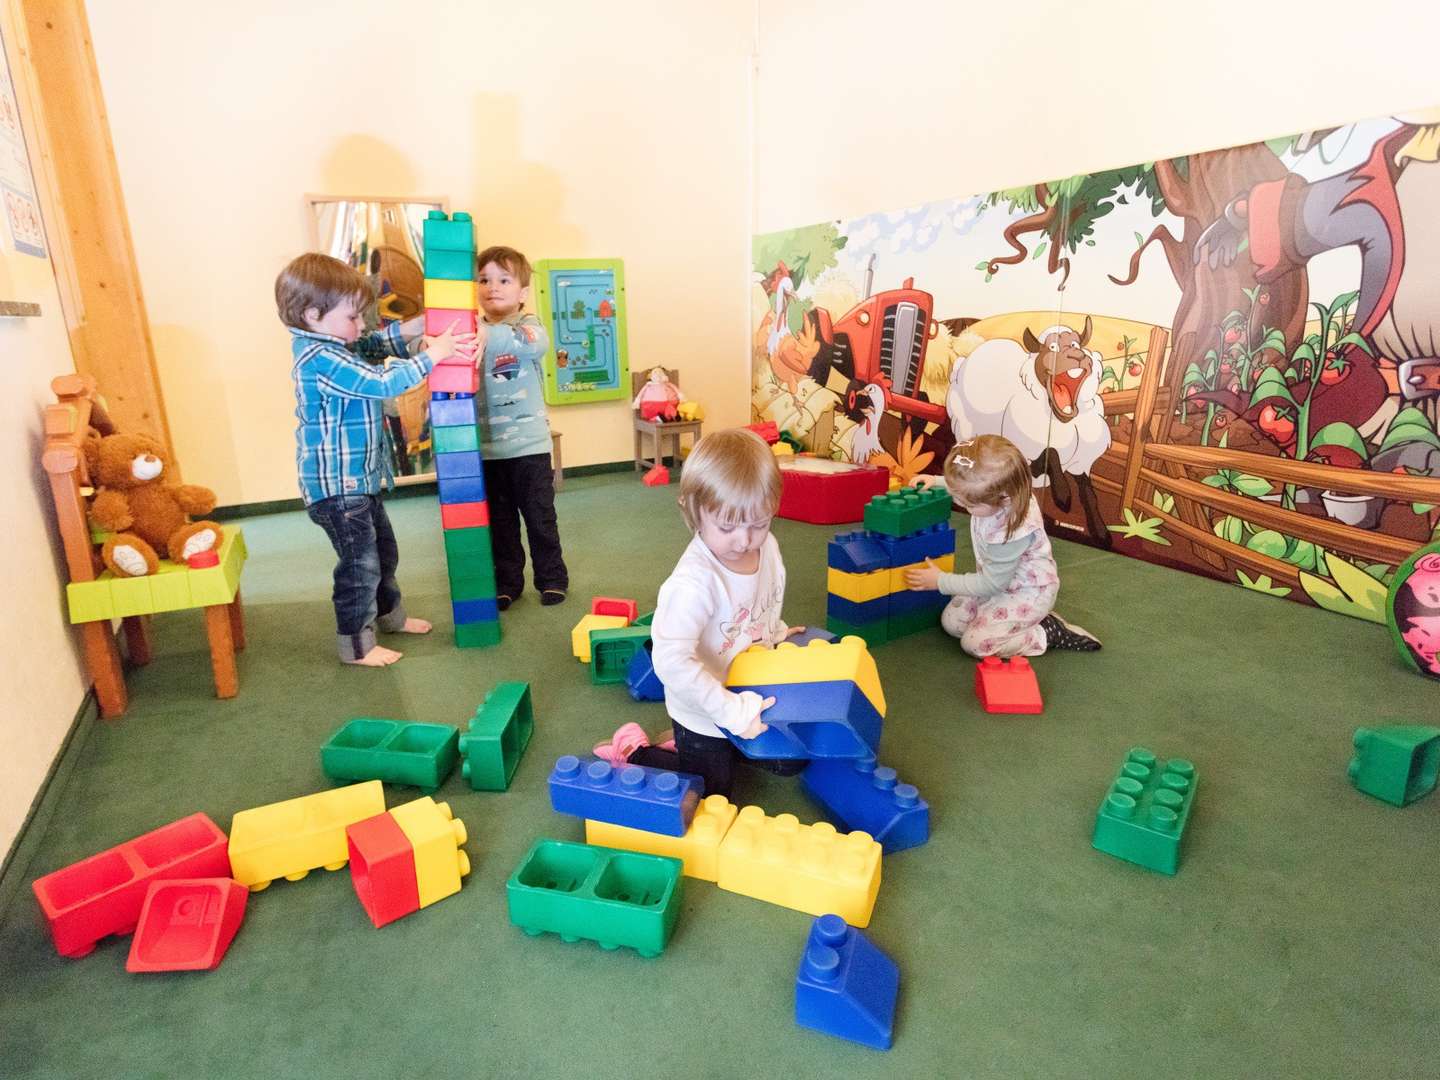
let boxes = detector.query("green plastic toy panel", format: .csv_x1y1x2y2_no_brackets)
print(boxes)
531,259,629,405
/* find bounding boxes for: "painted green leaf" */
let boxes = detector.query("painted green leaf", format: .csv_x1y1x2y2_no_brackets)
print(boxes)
1214,515,1247,544
1233,474,1272,497
1236,570,1291,597
1309,422,1370,462
1247,529,1288,558
1298,551,1387,623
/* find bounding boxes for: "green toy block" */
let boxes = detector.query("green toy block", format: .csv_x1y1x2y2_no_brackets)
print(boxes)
633,611,655,627
422,209,475,253
887,606,941,640
589,626,652,685
424,247,475,282
1348,726,1440,807
66,579,115,623
321,719,460,791
826,614,889,648
460,681,534,790
506,840,682,958
444,526,493,564
109,575,154,618
862,485,953,537
449,563,497,600
432,424,479,454
455,620,502,649
1092,748,1197,875
149,566,193,613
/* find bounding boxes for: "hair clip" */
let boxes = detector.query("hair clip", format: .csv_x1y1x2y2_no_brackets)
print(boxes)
952,452,975,470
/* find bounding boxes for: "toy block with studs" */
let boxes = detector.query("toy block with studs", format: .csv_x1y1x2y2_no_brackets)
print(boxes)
31,814,231,959
862,485,953,537
801,755,929,853
974,655,1043,714
321,719,460,791
422,209,476,252
642,464,670,486
777,461,890,525
228,781,385,891
430,394,479,428
592,596,639,621
125,878,249,973
460,682,534,791
585,794,739,882
548,756,701,837
427,362,478,395
388,797,470,908
1092,748,1197,875
571,613,629,662
1348,725,1440,807
626,639,666,702
507,840,683,957
716,806,882,926
590,625,653,685
826,531,889,575
346,810,420,928
795,913,899,1050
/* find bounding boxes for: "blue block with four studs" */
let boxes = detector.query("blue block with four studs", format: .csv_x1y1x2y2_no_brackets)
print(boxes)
548,756,701,836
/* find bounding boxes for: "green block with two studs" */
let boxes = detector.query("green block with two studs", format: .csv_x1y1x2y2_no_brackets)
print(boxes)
1348,725,1440,807
1092,747,1197,875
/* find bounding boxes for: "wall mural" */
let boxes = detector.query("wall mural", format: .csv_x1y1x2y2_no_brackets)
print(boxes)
752,107,1440,622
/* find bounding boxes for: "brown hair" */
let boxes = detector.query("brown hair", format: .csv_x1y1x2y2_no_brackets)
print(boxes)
476,245,533,287
944,435,1033,540
274,253,373,330
677,428,782,532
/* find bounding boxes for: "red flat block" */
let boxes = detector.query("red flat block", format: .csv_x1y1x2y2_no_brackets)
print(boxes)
745,421,780,444
441,501,490,530
428,363,478,394
591,597,638,622
777,462,890,525
425,307,478,336
974,656,1044,714
347,812,420,929
126,878,248,972
32,813,231,958
642,464,670,486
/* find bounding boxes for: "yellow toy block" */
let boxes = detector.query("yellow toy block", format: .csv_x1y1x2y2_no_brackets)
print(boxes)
228,780,385,891
149,565,193,613
66,579,115,623
886,552,954,593
827,566,891,604
676,401,703,421
389,797,469,908
108,575,154,618
724,636,885,718
64,529,247,622
424,278,478,310
771,442,794,457
716,805,882,927
571,613,628,662
584,794,738,882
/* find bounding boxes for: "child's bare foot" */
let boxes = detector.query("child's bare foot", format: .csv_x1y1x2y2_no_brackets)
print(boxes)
345,644,404,667
393,617,431,634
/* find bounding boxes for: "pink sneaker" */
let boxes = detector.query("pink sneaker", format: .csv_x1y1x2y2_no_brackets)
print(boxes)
593,722,649,765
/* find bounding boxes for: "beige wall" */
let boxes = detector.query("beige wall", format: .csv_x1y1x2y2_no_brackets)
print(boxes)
86,1,758,507
755,0,1440,233
0,5,89,859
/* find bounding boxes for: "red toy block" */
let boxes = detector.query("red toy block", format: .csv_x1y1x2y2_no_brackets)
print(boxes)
31,813,231,958
591,597,638,622
347,812,420,929
428,363,478,394
642,464,670,486
974,656,1043,714
746,421,780,444
125,878,248,972
440,500,490,530
424,307,478,336
186,550,219,569
777,462,890,525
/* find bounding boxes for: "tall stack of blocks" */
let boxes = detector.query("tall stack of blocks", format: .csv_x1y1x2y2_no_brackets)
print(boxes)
826,485,955,647
424,210,500,648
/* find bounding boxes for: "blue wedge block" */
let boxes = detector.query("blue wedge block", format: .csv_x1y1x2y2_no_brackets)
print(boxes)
795,914,899,1050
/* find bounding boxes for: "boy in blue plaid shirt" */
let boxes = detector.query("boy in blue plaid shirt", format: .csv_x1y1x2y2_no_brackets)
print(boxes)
276,253,476,666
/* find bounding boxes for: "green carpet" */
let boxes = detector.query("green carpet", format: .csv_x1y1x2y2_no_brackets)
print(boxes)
2,471,1436,1079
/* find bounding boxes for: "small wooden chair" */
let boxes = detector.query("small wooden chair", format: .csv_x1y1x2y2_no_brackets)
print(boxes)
43,375,247,719
632,368,702,472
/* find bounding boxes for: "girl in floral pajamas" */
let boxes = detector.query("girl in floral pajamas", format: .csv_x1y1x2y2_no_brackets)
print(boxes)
906,435,1101,657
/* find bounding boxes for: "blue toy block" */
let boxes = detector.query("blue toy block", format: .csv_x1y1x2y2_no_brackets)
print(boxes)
430,397,479,428
453,597,499,624
722,679,882,760
436,450,483,480
789,627,839,646
827,531,889,575
801,755,929,853
548,756,701,837
626,639,666,702
874,522,956,566
826,592,888,625
887,587,947,617
795,913,899,1050
438,474,487,504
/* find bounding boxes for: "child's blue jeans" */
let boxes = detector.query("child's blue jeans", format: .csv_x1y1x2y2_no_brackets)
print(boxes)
306,494,409,661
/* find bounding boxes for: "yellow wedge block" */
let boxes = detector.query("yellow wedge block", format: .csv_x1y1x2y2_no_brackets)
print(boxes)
389,797,469,908
724,636,885,717
423,278,478,310
827,566,891,604
571,613,628,662
716,805,881,927
585,795,738,882
229,780,384,890
886,552,954,593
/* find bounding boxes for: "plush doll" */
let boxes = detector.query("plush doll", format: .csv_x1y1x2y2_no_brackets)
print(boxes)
632,366,683,421
84,432,223,578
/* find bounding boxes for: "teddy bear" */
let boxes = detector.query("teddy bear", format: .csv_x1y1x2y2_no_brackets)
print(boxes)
84,431,223,578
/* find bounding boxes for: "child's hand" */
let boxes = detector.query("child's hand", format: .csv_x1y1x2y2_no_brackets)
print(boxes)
911,474,946,492
905,558,943,591
422,319,478,364
785,625,807,639
735,696,775,740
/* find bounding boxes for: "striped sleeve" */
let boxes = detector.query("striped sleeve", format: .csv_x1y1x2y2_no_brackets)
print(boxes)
305,340,432,400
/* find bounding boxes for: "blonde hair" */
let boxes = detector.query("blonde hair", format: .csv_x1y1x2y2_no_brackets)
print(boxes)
944,434,1032,540
274,253,373,330
677,429,781,531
